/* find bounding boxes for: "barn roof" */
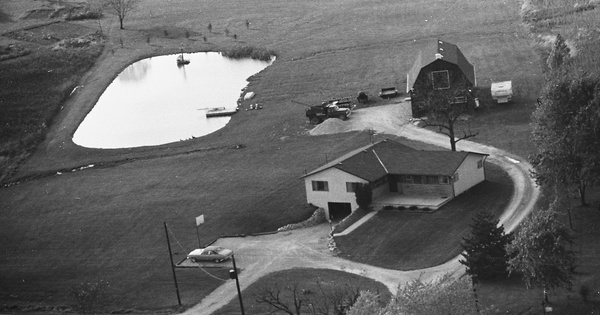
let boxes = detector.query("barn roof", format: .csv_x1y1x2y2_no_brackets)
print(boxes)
406,40,476,92
302,139,487,181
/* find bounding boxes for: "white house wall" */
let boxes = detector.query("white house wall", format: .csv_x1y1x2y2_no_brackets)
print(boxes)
453,154,486,196
304,168,368,212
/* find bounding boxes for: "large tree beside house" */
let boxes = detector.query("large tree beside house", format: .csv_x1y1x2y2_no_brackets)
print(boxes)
530,70,600,206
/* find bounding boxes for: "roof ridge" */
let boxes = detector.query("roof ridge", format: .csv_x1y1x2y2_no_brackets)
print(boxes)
371,149,388,174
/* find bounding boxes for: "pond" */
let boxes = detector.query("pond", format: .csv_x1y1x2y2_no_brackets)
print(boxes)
72,52,272,149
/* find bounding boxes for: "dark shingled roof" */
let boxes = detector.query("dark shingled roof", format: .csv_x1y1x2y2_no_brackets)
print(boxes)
406,39,476,92
303,139,486,181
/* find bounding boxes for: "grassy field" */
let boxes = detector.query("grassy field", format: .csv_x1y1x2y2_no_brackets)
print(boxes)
335,163,513,270
1,0,599,313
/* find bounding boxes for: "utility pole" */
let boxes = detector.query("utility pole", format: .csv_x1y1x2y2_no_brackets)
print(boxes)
164,222,182,306
229,255,245,315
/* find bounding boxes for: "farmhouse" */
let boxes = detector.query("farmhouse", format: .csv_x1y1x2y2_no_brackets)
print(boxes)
406,40,476,117
302,139,488,220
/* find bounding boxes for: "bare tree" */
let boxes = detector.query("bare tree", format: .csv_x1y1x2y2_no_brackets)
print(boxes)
254,280,367,315
103,0,141,29
255,283,305,315
419,87,478,151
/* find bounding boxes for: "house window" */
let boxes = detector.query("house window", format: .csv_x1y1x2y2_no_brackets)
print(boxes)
312,181,329,191
431,70,450,90
373,177,387,188
477,159,483,169
413,176,423,184
346,182,361,193
439,176,449,184
426,176,438,184
400,175,413,183
453,173,459,182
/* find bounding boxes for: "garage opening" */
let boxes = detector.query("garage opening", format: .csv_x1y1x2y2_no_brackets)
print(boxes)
328,202,352,221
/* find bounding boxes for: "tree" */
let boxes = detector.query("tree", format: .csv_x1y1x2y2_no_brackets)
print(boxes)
506,201,576,306
347,274,481,315
530,70,600,206
355,183,372,210
254,280,367,315
546,34,570,71
460,211,511,282
418,87,478,151
103,0,141,30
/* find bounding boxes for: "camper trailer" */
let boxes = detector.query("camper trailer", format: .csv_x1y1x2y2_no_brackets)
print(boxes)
491,81,513,104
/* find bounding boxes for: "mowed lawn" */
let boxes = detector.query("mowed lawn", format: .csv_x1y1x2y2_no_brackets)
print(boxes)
213,268,392,315
335,163,513,270
0,0,542,311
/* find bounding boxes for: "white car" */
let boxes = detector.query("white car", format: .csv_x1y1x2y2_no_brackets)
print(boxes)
187,246,233,263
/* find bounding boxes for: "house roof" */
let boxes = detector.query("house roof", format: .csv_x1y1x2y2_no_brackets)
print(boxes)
302,139,487,181
406,40,476,92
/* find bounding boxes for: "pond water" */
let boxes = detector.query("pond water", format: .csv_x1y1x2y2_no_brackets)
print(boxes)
72,52,272,149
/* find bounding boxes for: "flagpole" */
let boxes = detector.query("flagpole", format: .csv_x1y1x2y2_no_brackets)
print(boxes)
195,214,205,248
196,223,201,248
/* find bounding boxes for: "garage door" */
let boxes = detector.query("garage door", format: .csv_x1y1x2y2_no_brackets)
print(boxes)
328,202,352,221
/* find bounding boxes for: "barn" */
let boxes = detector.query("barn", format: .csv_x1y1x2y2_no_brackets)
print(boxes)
406,40,476,117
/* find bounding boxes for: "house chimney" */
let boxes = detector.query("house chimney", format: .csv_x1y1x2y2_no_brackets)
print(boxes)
435,53,443,59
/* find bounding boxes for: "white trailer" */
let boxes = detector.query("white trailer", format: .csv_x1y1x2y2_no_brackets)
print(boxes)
491,81,513,104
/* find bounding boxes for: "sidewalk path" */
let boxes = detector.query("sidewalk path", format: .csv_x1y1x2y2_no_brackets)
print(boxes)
182,103,540,315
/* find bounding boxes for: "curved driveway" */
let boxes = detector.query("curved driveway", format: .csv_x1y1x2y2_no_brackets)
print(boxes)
183,103,540,315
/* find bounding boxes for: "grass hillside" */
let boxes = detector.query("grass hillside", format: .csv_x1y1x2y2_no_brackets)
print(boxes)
1,0,599,313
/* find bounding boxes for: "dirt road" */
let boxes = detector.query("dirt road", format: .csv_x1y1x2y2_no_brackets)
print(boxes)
182,103,540,315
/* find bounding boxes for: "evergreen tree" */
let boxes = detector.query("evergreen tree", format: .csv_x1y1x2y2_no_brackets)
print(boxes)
546,34,570,71
460,211,511,281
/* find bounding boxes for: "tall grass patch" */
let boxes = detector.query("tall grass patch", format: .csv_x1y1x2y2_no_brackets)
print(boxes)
221,45,276,62
0,45,103,181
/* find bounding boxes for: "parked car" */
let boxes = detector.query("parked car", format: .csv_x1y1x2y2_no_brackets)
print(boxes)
187,246,233,263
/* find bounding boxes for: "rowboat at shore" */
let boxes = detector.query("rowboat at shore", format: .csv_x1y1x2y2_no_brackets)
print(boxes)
205,107,238,117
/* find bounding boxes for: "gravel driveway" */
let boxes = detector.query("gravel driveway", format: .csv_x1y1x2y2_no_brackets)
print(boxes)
182,102,540,315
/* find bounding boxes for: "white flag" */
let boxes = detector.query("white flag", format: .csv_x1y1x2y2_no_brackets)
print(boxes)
195,214,205,226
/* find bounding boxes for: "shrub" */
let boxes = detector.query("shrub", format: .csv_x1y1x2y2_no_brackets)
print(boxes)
580,284,591,302
221,45,276,62
355,184,373,210
66,8,103,21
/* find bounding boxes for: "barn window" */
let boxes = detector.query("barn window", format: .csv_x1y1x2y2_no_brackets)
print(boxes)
312,181,329,191
453,173,460,182
431,70,450,90
346,182,361,193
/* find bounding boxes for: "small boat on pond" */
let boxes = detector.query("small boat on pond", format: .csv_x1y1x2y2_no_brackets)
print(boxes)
177,51,190,66
205,107,238,117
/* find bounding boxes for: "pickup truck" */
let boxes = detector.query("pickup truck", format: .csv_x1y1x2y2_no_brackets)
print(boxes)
321,97,356,110
306,103,351,124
